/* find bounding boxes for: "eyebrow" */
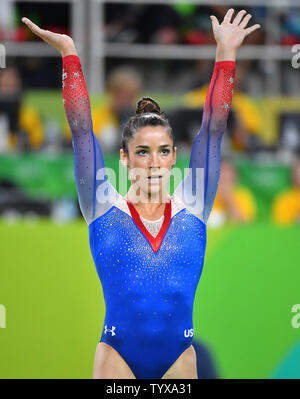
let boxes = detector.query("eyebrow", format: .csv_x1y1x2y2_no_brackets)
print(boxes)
135,144,171,149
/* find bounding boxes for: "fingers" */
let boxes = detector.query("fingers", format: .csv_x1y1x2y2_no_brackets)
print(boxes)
222,9,260,36
244,24,261,36
223,8,235,24
22,17,45,40
232,10,247,26
239,13,252,29
210,15,220,29
22,16,60,48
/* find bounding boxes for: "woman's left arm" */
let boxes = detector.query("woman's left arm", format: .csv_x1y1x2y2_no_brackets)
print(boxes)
174,9,261,224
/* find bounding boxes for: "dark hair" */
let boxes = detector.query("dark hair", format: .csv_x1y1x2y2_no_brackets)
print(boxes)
121,97,175,157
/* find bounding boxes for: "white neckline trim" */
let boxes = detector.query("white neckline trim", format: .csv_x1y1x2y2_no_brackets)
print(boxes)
140,214,164,223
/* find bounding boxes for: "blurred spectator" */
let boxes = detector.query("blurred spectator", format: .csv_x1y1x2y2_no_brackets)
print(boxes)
64,66,143,152
0,66,44,152
0,0,16,41
0,178,50,219
0,66,21,152
173,4,225,45
208,161,256,228
104,4,265,46
135,5,181,44
105,4,139,43
172,5,264,46
272,159,300,225
105,4,181,44
281,7,300,45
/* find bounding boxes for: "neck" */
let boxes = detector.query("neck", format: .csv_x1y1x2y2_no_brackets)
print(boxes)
125,186,170,217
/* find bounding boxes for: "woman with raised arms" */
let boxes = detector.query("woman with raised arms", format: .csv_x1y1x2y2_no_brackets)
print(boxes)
22,9,260,379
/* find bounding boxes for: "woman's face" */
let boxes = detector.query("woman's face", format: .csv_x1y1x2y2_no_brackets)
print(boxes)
120,125,177,200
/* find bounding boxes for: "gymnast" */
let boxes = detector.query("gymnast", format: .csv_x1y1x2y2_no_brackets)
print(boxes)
22,9,260,379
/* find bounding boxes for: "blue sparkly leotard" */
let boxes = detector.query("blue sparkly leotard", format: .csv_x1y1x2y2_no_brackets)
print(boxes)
62,55,235,379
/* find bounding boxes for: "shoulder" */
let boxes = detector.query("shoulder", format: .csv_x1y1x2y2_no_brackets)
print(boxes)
171,194,186,218
114,195,132,217
171,192,205,224
88,192,127,226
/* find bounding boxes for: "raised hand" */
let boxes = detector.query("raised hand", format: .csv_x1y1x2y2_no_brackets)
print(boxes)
210,9,261,50
21,17,77,56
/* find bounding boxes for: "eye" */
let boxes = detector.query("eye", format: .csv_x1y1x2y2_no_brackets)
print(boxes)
161,149,170,155
136,149,147,155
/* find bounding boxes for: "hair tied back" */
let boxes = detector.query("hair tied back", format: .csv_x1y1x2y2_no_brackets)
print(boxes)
136,97,161,116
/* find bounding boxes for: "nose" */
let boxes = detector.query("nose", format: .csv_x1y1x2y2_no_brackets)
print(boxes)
149,152,160,169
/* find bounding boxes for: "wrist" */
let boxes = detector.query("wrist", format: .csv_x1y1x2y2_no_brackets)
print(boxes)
216,44,236,62
61,47,78,57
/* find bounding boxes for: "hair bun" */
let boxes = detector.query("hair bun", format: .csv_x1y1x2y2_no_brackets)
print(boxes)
136,97,161,116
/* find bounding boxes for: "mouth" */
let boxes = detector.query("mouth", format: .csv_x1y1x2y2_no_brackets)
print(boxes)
147,175,162,182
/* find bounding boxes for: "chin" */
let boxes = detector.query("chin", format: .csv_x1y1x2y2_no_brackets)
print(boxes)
147,186,161,195
140,184,161,201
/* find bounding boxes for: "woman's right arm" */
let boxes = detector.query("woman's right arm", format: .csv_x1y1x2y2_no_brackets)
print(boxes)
22,18,119,224
173,9,260,224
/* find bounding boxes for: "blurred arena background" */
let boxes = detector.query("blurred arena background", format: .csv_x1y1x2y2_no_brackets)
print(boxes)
0,0,300,379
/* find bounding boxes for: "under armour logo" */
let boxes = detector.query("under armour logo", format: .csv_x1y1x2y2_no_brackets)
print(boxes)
184,328,194,337
104,325,116,336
